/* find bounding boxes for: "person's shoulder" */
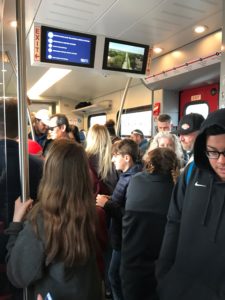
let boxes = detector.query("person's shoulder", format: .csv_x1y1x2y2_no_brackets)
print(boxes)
29,154,43,166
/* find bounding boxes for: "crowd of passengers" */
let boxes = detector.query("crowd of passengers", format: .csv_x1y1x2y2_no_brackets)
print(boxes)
1,98,225,300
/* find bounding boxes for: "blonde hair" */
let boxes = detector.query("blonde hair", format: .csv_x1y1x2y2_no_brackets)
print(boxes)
86,124,113,180
144,131,184,166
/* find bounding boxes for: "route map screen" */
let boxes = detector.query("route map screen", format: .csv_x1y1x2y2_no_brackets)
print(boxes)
102,38,149,74
40,26,96,68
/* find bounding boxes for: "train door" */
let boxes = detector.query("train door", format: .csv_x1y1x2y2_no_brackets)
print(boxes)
179,83,219,118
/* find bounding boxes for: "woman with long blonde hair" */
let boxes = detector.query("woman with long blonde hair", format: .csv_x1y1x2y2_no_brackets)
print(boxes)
86,124,118,195
6,139,102,300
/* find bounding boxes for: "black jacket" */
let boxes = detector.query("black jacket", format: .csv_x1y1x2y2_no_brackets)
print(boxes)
121,172,174,300
0,139,43,297
156,108,225,300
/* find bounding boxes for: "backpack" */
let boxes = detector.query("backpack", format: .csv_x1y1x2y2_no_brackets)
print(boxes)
185,161,195,185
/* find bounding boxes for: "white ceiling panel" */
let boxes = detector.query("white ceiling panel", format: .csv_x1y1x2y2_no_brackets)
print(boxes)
1,0,223,101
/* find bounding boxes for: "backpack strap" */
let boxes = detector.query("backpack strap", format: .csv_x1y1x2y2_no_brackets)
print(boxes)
185,161,195,185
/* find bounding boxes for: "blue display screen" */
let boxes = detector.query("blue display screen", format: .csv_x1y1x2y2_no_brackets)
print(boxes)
41,26,96,68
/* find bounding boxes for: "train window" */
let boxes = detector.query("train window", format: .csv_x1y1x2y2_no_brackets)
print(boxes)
119,105,152,137
184,101,209,119
88,113,106,127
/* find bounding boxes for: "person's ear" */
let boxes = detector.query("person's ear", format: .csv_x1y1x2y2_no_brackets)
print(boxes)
61,124,66,132
124,154,131,162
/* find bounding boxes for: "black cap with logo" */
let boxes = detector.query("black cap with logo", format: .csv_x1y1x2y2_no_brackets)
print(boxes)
174,113,205,135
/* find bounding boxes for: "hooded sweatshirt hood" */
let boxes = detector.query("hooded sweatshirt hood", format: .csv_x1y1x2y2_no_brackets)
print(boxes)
194,108,225,171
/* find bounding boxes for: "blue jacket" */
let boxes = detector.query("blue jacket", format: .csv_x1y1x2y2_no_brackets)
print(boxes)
104,164,142,250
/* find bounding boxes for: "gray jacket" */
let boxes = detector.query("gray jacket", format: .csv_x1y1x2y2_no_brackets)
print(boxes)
6,219,102,300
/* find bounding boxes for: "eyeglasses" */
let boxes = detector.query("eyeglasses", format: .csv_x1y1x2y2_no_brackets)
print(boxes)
48,125,59,131
205,150,225,159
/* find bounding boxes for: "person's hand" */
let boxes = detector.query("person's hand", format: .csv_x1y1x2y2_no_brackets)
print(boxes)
13,197,33,222
96,194,109,207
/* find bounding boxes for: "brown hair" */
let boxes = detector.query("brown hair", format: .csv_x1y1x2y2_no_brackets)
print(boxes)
112,138,139,163
158,114,171,123
30,139,96,266
145,147,180,183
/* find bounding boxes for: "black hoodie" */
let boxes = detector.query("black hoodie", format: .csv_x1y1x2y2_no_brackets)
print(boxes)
156,109,225,300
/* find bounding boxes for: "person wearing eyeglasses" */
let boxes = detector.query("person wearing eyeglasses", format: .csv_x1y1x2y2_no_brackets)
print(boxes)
156,108,225,300
48,114,71,140
42,114,71,157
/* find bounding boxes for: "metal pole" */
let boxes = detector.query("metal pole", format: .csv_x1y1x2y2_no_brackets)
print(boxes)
116,77,132,136
6,51,35,140
151,89,155,137
16,4,29,300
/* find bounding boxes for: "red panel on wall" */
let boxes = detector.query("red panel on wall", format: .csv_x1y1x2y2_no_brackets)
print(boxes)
179,83,219,118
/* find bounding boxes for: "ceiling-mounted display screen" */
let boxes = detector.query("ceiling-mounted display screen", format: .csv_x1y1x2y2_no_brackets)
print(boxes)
102,38,149,74
40,26,96,68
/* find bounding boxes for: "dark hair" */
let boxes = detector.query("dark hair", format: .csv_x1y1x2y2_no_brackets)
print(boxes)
158,114,171,123
194,125,225,171
69,125,81,143
105,119,116,136
29,139,97,266
112,138,139,163
51,113,70,132
145,148,180,183
0,98,18,138
204,125,225,136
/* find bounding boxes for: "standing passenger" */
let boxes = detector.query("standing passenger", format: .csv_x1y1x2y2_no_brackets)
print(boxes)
86,124,118,196
144,131,184,168
6,139,102,300
96,139,142,300
156,108,225,300
156,114,173,132
29,109,50,148
174,113,204,165
121,148,180,300
43,113,71,156
130,129,149,158
0,98,43,300
48,113,71,140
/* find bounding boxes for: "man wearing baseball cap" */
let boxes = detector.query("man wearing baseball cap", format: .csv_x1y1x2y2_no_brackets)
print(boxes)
175,113,205,165
130,129,149,157
29,109,50,148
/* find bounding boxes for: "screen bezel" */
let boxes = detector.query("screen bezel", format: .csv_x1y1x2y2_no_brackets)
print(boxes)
102,37,149,74
40,26,96,68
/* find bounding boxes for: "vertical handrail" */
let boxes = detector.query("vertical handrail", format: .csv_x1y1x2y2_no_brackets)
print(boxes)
16,0,29,202
16,4,29,300
6,51,35,140
116,77,132,136
151,89,155,137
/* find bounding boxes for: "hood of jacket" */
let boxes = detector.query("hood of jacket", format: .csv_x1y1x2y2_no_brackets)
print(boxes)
194,108,225,171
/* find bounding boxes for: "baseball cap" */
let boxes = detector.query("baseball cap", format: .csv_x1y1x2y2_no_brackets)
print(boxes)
131,129,144,137
35,109,50,126
174,113,205,135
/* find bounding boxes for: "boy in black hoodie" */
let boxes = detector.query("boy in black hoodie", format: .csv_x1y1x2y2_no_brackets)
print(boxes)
156,108,225,300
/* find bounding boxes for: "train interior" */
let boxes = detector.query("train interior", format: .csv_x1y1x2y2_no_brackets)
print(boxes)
1,1,225,299
1,0,224,136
